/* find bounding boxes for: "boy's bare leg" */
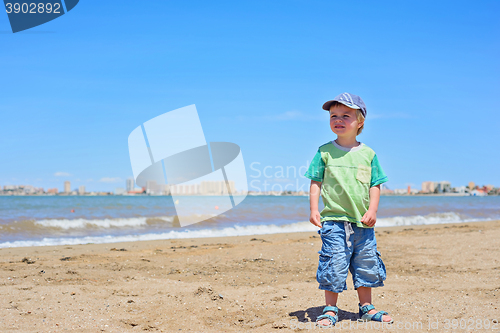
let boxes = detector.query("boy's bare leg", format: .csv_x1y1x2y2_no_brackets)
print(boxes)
357,286,392,322
317,291,339,326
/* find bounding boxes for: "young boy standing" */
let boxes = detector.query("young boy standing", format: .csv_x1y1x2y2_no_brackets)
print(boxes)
304,92,393,327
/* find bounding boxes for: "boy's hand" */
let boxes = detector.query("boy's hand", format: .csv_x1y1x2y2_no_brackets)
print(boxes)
310,210,322,228
360,209,377,227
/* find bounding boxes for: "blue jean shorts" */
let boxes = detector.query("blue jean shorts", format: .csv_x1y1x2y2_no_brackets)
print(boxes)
316,221,386,293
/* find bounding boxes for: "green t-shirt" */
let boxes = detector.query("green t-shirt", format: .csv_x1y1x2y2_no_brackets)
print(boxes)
304,141,388,228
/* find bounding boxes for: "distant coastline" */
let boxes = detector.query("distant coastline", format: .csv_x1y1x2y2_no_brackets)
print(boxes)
2,179,498,197
0,192,498,197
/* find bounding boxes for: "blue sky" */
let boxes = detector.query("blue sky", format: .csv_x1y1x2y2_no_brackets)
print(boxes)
1,0,499,192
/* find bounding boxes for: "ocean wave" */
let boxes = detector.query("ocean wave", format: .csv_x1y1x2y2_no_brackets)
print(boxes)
376,212,477,227
0,211,495,248
35,217,152,229
0,221,318,248
0,213,227,233
0,216,177,232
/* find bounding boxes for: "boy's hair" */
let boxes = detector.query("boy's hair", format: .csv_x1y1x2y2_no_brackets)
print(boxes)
330,101,365,135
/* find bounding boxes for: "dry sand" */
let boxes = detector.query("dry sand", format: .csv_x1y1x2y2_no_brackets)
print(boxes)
0,221,499,332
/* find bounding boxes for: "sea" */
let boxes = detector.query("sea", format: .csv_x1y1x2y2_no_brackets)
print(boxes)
0,195,499,248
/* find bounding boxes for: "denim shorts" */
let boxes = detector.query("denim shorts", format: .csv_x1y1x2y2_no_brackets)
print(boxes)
316,221,386,293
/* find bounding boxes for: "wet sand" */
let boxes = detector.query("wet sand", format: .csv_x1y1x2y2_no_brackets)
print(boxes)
0,220,499,332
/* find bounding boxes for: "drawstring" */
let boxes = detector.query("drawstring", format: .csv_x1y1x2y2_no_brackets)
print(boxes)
344,221,354,247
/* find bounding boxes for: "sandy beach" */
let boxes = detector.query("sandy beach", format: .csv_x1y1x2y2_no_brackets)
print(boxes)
0,220,499,332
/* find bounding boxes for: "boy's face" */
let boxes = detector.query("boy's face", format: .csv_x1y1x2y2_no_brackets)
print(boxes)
329,104,363,137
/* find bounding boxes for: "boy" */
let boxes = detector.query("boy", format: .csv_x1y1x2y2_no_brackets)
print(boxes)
304,92,392,327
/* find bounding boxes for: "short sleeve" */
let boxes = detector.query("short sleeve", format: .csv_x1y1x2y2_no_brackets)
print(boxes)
304,149,325,182
370,154,388,187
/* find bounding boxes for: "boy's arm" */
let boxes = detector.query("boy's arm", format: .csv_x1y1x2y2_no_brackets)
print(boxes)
360,185,381,227
309,180,322,228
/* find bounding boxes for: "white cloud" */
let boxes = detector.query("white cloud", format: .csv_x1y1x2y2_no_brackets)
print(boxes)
99,177,122,183
54,172,71,177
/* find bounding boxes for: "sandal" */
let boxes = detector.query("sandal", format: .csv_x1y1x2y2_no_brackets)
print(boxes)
315,305,338,327
358,303,393,324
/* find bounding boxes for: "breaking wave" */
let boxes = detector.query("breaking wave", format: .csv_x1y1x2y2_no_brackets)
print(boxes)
0,211,495,248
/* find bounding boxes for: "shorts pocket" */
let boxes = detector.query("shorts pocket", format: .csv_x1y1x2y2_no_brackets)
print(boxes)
376,251,387,281
316,251,334,285
356,165,371,184
319,224,335,237
318,223,343,254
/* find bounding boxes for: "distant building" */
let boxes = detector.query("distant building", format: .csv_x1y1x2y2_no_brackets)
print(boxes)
170,184,186,195
435,181,451,193
471,189,487,196
115,188,125,195
126,187,144,195
454,186,467,194
78,186,86,195
23,185,36,194
468,181,475,190
125,180,239,196
146,180,158,194
199,180,235,195
47,188,58,194
162,184,171,195
126,178,134,192
380,183,393,195
64,181,71,193
421,181,435,193
200,181,220,195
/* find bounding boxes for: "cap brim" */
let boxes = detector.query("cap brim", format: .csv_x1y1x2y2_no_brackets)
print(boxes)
322,100,334,110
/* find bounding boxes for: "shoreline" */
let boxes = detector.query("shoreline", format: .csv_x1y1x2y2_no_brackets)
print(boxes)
0,220,499,332
0,217,498,250
1,219,497,252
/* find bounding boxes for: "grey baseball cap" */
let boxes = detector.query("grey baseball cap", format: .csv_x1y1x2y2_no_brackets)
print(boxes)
322,92,367,118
